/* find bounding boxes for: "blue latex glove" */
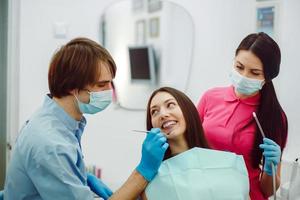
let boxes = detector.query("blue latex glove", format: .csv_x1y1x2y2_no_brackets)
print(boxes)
136,128,169,182
0,190,3,200
87,173,113,200
259,138,281,176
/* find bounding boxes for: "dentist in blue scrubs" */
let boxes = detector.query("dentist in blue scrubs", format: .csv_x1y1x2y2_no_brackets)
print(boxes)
4,37,168,200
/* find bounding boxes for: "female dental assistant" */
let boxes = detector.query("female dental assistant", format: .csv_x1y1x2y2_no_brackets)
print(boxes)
197,32,288,199
4,37,168,200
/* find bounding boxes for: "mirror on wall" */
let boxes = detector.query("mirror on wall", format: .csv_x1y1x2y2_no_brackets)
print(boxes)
101,0,195,110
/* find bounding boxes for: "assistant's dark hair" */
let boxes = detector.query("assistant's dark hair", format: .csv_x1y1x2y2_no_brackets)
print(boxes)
48,37,116,98
146,87,210,160
236,32,288,168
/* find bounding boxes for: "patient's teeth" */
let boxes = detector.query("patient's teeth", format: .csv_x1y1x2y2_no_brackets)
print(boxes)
162,121,176,128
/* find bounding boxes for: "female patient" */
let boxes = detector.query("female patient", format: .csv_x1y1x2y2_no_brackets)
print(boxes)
141,87,250,200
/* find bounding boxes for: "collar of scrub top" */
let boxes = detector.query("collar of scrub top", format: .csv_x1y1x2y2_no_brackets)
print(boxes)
45,94,87,134
223,85,261,106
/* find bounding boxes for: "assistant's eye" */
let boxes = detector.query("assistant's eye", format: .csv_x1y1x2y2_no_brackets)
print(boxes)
251,72,260,76
251,70,263,76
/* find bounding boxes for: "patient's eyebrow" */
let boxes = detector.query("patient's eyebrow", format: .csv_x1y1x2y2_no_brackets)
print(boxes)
150,98,175,110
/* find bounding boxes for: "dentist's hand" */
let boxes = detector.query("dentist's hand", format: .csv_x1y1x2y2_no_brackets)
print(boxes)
87,173,113,200
259,138,281,176
136,128,169,182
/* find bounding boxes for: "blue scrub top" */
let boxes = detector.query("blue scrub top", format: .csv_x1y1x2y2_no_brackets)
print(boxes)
4,95,95,200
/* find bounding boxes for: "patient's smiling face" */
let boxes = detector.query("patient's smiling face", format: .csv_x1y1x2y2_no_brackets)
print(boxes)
149,92,186,140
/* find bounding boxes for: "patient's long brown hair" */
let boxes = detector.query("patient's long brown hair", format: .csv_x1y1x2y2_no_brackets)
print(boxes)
146,87,210,160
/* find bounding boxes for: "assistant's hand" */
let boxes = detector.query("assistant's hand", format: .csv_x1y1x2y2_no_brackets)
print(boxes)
259,138,281,176
136,128,169,182
87,173,113,200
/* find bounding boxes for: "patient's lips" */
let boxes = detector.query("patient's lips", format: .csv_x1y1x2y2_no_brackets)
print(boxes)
161,120,177,135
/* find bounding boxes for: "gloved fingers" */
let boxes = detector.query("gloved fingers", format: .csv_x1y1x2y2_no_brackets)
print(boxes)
145,128,161,139
87,174,93,183
155,136,167,146
87,173,98,186
99,181,112,192
263,151,279,157
146,129,164,142
150,127,161,134
101,192,110,200
104,187,113,197
161,143,169,151
153,132,166,142
148,130,167,144
96,186,113,200
265,157,280,165
259,144,280,152
145,132,156,141
148,128,163,140
263,138,279,147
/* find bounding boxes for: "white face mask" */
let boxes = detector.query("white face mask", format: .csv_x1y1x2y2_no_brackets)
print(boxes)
229,69,265,95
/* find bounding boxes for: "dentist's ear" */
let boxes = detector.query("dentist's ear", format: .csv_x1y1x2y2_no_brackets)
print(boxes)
69,88,78,96
70,89,88,104
72,89,90,98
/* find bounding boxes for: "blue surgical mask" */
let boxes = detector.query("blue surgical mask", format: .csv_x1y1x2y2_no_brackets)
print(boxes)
74,90,113,114
229,69,265,95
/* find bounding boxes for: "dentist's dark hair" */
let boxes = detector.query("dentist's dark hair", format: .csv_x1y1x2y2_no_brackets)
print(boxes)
235,32,288,168
146,87,210,160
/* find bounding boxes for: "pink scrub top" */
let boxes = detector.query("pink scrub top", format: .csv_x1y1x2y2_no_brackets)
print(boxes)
197,86,267,200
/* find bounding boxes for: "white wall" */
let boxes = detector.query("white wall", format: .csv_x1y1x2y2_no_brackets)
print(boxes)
278,0,300,161
160,2,194,91
105,1,195,109
18,0,114,128
13,0,300,190
183,0,256,101
104,0,156,109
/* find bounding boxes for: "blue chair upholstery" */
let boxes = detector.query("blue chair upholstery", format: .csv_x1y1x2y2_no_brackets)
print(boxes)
0,190,4,200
